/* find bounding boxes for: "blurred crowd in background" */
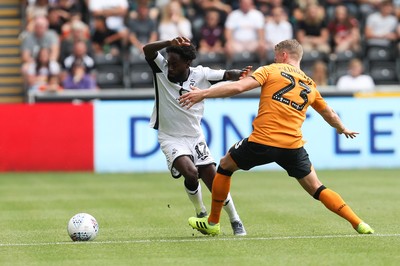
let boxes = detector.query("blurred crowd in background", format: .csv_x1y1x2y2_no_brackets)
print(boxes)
20,0,400,93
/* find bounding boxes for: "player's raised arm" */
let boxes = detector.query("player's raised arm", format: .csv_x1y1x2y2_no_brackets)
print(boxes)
179,76,260,109
143,36,191,60
317,105,359,139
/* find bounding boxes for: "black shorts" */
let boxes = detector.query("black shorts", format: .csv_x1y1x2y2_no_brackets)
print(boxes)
228,138,312,179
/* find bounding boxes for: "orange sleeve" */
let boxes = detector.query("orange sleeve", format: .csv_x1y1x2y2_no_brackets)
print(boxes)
311,89,328,112
251,66,270,86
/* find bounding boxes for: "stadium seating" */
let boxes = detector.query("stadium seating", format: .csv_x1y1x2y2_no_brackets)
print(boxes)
17,1,400,102
129,52,153,89
228,52,262,70
365,45,398,85
366,45,393,61
301,51,328,78
367,61,398,85
196,52,226,69
95,54,126,89
328,51,358,84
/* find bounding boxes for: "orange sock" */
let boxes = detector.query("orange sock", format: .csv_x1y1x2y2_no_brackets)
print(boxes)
208,173,231,224
319,188,362,228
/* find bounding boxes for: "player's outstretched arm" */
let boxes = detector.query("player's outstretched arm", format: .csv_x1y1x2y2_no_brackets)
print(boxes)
317,105,359,139
179,77,260,109
224,66,253,81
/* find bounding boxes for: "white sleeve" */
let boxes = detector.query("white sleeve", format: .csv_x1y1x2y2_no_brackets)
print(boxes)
202,66,225,82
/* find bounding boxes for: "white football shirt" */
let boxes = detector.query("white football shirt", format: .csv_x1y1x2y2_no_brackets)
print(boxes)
147,52,225,137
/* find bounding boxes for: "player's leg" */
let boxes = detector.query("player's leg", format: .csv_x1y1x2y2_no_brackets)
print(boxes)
199,164,241,221
188,153,237,235
188,138,261,235
198,164,246,235
297,167,374,234
160,135,208,217
208,155,239,225
191,136,242,225
283,147,374,234
174,156,207,217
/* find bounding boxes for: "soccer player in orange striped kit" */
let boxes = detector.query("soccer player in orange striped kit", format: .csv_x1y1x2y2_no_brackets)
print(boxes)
179,39,374,235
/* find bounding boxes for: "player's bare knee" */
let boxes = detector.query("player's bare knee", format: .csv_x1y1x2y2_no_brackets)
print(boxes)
219,155,236,172
182,166,199,181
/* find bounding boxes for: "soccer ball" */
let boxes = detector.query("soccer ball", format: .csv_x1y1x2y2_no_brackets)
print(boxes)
67,213,99,241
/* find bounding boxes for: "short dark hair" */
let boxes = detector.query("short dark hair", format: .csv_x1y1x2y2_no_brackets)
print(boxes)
166,44,197,61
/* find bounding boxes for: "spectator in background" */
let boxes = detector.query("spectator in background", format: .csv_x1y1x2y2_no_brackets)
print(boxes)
224,0,266,63
395,0,400,19
190,0,232,43
128,2,158,57
47,7,65,35
264,6,293,53
196,0,232,23
62,59,97,90
39,74,63,92
357,0,382,20
21,16,59,75
128,0,159,21
56,0,81,15
63,40,95,79
257,0,290,21
60,20,92,64
311,60,328,86
328,5,361,53
74,0,91,24
397,22,400,53
296,3,331,54
25,47,61,91
25,0,49,32
91,15,124,56
60,11,90,40
47,0,80,36
290,0,322,26
336,58,375,91
88,0,129,45
150,0,170,20
364,0,398,47
324,0,359,22
158,0,193,41
197,8,225,54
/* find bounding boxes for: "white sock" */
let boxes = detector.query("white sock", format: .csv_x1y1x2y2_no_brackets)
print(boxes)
223,192,240,222
185,182,206,215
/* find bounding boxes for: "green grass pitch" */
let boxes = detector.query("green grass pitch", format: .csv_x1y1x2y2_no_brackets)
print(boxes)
0,169,399,265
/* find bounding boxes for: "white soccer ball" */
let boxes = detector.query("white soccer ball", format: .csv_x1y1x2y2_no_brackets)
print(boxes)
67,213,99,241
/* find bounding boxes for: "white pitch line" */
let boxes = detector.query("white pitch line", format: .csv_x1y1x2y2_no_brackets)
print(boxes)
0,233,399,247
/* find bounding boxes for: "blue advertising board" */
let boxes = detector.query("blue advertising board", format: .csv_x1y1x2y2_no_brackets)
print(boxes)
94,97,400,173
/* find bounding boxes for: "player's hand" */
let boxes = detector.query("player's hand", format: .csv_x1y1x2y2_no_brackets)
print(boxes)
179,86,204,109
239,66,253,79
337,128,359,139
171,36,191,47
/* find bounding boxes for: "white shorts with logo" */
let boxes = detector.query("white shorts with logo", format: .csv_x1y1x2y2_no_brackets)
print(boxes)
158,133,215,178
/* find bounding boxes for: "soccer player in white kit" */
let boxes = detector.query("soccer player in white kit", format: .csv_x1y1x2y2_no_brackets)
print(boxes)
143,36,251,235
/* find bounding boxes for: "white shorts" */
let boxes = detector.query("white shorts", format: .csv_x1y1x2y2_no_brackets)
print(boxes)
158,133,215,178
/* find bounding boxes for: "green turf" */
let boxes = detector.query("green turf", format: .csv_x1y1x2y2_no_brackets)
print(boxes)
0,169,399,266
